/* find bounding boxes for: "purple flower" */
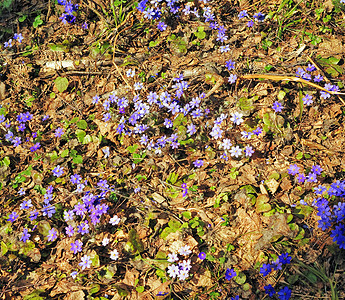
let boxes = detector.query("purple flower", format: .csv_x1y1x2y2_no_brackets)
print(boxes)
71,174,82,184
225,268,237,280
30,142,41,152
187,123,196,135
14,33,24,43
221,138,232,150
278,253,292,264
244,146,254,157
77,220,89,235
7,211,19,222
12,136,21,147
306,63,316,72
253,12,265,22
252,127,263,136
302,94,313,106
198,252,206,260
193,159,204,168
53,165,64,177
314,74,323,82
247,20,254,27
81,22,88,29
307,172,318,183
20,199,33,210
79,255,91,270
54,127,64,138
29,210,38,221
238,10,248,19
226,59,235,70
297,173,306,183
47,228,58,242
20,228,31,243
71,239,83,254
311,165,322,175
65,225,75,237
272,101,284,112
157,21,167,31
287,164,300,176
164,118,173,128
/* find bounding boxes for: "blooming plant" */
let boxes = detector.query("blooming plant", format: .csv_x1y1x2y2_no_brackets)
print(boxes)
1,0,345,299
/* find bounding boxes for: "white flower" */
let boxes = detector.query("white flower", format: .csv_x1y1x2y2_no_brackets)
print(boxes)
221,138,232,150
230,145,242,158
230,112,244,125
167,253,179,263
102,237,110,246
177,269,189,280
70,271,78,279
178,245,192,256
109,215,120,225
110,249,119,260
179,259,192,272
126,69,135,77
102,147,110,158
167,264,179,278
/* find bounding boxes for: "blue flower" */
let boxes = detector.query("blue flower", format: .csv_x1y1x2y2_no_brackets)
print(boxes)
277,286,291,300
264,284,276,297
260,263,272,277
272,101,284,112
278,253,292,265
225,268,237,280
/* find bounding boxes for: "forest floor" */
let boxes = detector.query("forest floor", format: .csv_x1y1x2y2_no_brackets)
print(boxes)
1,0,345,299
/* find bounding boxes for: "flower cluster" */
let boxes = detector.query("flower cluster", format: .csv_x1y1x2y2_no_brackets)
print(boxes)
301,179,345,248
295,65,340,101
238,10,265,27
166,245,193,281
3,32,24,48
260,253,292,277
57,0,79,24
287,163,322,184
265,284,292,300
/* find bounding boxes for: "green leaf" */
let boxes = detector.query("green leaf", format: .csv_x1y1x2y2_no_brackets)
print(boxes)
33,15,43,28
3,156,10,167
1,241,8,255
181,211,192,220
296,152,303,159
77,120,88,129
127,144,138,154
75,129,86,143
149,40,159,47
305,271,318,284
19,15,27,22
73,155,83,164
167,172,178,184
136,286,144,293
194,26,206,39
234,272,246,285
129,229,144,253
48,43,68,51
54,77,69,93
256,194,271,213
89,284,100,295
277,90,286,100
82,135,92,144
60,149,69,158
